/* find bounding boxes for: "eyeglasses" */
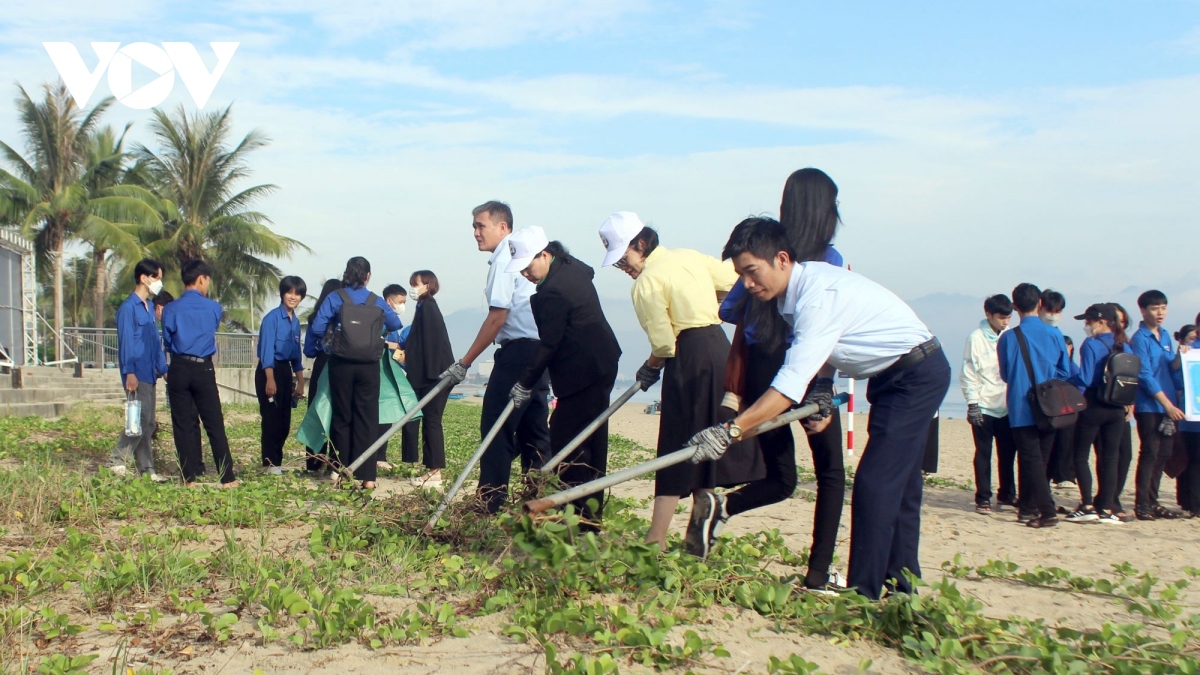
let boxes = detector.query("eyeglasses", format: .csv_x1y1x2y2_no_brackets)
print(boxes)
614,255,634,272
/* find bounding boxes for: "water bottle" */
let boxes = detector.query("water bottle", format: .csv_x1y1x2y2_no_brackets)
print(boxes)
124,392,142,437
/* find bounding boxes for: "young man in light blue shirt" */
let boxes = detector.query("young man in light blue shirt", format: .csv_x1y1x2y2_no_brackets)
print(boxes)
688,219,950,600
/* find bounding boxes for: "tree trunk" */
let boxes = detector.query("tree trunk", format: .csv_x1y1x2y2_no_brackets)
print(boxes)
92,248,107,329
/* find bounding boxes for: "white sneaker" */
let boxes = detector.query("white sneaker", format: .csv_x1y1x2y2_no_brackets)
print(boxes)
266,466,284,476
149,473,169,483
108,465,128,478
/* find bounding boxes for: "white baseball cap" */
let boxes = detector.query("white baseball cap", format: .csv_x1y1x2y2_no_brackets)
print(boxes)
599,211,646,268
503,226,550,273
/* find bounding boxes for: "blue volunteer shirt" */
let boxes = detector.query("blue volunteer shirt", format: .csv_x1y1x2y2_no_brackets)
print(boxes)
258,304,303,372
309,285,401,342
996,315,1072,428
162,289,222,357
719,245,844,345
1130,321,1182,413
303,321,322,359
1069,333,1120,392
116,292,167,384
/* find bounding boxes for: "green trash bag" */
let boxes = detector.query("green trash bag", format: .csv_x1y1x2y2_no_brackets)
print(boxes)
296,355,423,452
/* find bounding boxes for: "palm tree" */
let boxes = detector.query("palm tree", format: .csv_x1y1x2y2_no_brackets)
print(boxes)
78,126,162,327
134,105,307,322
0,83,159,357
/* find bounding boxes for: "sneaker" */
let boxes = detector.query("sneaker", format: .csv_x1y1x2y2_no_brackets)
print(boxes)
684,492,728,559
108,464,128,478
1096,512,1123,524
1065,507,1099,523
265,466,284,476
149,473,169,483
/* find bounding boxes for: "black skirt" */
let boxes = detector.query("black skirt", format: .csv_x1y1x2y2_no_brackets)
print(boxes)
656,325,765,497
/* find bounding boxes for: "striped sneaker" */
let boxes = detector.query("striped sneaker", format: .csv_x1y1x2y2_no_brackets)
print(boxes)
1065,507,1099,523
684,492,728,559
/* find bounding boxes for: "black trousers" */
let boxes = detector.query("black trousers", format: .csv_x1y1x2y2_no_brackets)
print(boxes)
970,413,1016,505
306,354,331,472
1073,394,1125,511
1013,425,1056,519
255,363,294,467
401,381,451,470
1182,432,1200,514
478,340,551,513
549,374,616,524
1135,412,1171,510
167,358,236,484
724,342,844,589
1048,423,1076,484
328,356,380,482
847,348,950,600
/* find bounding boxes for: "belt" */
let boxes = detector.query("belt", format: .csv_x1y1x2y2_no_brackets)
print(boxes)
875,337,940,381
173,354,213,364
496,338,538,349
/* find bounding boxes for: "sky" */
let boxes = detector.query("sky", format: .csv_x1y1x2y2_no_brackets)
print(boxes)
2,0,1200,388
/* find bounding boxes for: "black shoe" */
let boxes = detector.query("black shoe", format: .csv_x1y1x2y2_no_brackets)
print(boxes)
685,493,728,559
1136,509,1156,521
1153,506,1182,520
1026,516,1058,529
996,497,1017,509
1017,511,1038,523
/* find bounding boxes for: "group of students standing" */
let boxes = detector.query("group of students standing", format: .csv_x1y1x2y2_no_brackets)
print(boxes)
963,285,1199,527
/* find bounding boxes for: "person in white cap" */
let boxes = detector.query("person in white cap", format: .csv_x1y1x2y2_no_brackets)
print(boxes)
438,202,551,513
598,212,763,553
505,227,622,527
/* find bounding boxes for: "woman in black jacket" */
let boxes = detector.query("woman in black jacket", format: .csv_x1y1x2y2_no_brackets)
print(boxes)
505,229,621,525
401,270,456,486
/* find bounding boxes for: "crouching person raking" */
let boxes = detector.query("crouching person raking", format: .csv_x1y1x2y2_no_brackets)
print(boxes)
688,219,950,600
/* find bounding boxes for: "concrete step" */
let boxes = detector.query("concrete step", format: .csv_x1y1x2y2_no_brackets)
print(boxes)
0,388,125,405
0,401,73,419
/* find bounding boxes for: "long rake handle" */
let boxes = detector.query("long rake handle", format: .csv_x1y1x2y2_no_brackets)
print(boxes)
539,382,642,473
423,399,517,534
523,393,849,514
342,376,454,478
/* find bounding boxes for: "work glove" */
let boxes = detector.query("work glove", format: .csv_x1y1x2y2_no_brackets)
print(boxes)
801,377,835,421
509,383,532,409
1159,417,1177,437
439,361,469,385
967,403,985,427
636,361,662,391
688,424,733,464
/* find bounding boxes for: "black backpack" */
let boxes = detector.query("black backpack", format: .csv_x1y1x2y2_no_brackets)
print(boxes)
326,290,386,363
1098,350,1140,407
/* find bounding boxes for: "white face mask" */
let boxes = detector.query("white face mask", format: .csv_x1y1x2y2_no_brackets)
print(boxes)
147,279,164,296
1040,312,1061,327
391,302,407,316
1083,323,1095,337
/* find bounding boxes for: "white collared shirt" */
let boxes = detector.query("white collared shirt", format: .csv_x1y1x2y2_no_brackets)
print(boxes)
486,235,540,342
771,262,933,402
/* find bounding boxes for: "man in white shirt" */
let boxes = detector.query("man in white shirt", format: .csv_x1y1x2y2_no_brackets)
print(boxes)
439,201,551,513
688,219,950,600
961,294,1016,514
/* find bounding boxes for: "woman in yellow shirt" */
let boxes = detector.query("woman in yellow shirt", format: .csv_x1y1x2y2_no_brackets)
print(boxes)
599,212,763,552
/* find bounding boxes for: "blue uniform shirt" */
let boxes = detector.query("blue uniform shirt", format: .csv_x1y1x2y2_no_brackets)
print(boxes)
310,285,401,341
1130,322,1182,413
116,292,167,384
303,321,322,359
258,304,303,372
997,315,1071,428
720,245,844,345
1069,333,1120,392
162,289,222,357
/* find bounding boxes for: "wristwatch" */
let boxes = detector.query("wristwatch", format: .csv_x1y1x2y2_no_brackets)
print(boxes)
726,422,742,440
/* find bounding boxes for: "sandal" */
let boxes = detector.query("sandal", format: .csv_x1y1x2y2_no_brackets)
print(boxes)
975,503,993,514
1026,516,1058,528
1153,506,1181,520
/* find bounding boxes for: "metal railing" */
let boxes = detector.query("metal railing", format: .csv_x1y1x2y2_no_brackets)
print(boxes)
63,327,261,368
38,313,78,366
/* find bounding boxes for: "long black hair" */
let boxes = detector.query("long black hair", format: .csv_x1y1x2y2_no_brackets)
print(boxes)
780,168,840,263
